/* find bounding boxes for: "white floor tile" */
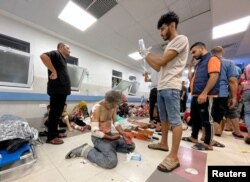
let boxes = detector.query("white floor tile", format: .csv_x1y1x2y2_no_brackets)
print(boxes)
1,124,249,182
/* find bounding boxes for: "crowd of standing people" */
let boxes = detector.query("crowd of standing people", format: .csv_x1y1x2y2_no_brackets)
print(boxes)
40,11,249,173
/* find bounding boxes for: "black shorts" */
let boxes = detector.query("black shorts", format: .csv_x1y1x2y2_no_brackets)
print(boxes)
211,97,238,123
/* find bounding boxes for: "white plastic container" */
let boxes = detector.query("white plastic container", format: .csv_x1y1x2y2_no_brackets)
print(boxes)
138,39,145,49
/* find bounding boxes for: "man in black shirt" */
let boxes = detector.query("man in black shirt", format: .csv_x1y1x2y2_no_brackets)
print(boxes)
40,42,71,144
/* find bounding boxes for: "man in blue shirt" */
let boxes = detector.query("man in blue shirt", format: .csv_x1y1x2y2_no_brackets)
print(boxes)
211,46,243,138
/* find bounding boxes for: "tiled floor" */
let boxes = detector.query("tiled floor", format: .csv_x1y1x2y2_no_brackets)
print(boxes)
1,123,250,182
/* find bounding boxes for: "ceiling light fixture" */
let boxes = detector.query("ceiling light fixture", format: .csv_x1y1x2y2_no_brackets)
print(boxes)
58,1,97,31
213,16,250,39
128,52,143,60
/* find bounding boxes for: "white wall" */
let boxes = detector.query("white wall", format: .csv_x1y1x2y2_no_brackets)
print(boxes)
0,13,150,96
0,13,150,119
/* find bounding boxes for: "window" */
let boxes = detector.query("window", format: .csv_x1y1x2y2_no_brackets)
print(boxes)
67,56,78,65
67,64,86,91
0,33,30,53
0,45,33,88
112,70,122,88
128,81,140,96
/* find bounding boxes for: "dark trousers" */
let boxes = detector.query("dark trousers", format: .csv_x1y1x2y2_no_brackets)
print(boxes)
47,94,67,142
191,97,213,145
149,88,160,122
180,98,187,112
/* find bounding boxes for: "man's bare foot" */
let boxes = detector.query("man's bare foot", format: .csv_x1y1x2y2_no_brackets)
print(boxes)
155,123,161,132
182,136,198,143
68,127,74,132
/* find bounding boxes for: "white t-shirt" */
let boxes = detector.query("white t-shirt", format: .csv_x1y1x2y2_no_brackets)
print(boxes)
158,35,189,90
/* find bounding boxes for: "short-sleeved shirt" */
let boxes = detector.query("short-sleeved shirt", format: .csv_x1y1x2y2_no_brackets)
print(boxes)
219,58,238,97
243,64,250,90
158,35,189,90
207,56,221,73
45,50,71,95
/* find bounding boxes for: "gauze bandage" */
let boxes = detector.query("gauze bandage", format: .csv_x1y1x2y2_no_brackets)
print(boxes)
91,122,105,138
114,121,121,127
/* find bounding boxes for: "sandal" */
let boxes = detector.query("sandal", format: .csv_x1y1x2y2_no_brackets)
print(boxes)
148,143,169,151
58,133,67,138
148,124,156,129
155,128,161,132
148,120,156,129
211,140,225,147
47,138,64,145
182,137,197,143
192,143,213,151
157,157,180,172
214,133,221,137
232,132,244,138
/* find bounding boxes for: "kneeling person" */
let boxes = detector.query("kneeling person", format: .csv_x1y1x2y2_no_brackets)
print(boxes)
65,90,135,169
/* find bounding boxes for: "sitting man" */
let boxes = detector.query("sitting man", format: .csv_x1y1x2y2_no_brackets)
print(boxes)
65,90,135,169
117,94,130,118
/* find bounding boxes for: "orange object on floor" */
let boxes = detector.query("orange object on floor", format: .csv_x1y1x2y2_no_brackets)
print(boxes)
129,129,154,141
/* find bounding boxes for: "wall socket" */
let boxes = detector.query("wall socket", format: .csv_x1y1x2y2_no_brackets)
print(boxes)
39,104,47,108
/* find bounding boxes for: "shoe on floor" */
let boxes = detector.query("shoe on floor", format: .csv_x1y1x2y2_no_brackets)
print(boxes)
46,138,64,145
192,142,213,151
211,140,225,147
65,143,88,159
232,132,244,138
157,157,180,172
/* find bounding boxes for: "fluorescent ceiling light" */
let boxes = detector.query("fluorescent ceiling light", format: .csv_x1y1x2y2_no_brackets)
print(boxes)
213,16,250,39
128,52,143,60
58,1,97,31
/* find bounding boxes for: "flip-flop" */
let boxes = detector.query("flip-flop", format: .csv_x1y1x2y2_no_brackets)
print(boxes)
192,143,213,151
232,132,244,138
214,133,221,137
211,141,225,148
182,137,197,143
148,143,169,151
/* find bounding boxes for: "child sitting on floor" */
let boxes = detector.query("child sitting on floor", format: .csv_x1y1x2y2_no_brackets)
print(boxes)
69,101,91,132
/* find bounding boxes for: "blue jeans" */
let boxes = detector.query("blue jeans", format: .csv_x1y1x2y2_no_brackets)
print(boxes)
157,89,182,126
86,136,135,169
243,90,250,132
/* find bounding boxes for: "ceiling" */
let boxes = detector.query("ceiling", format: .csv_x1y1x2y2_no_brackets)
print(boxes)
0,0,250,72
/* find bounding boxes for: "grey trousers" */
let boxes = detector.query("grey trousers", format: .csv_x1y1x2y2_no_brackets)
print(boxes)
86,136,135,169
